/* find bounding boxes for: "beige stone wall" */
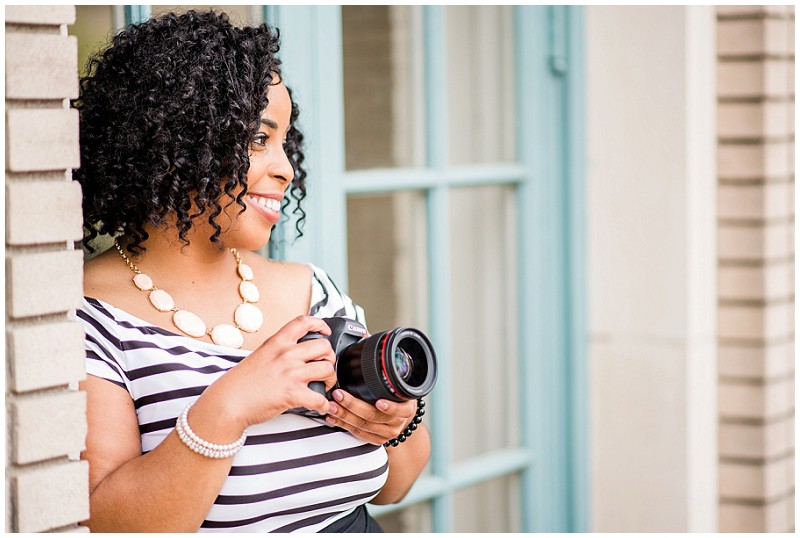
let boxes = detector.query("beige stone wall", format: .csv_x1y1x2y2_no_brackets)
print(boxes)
4,5,89,533
587,6,719,531
716,5,795,533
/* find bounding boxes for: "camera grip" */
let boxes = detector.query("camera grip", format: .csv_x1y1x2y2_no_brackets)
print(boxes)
298,331,325,343
287,382,327,418
286,331,331,417
307,380,326,398
298,332,328,396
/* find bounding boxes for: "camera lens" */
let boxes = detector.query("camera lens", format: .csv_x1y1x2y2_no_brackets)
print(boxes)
393,348,414,381
290,318,437,419
335,327,437,403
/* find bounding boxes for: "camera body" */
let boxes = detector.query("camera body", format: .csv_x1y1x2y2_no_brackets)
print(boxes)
291,317,437,418
298,317,368,408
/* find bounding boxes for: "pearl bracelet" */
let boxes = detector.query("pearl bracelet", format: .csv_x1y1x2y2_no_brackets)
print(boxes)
175,401,247,459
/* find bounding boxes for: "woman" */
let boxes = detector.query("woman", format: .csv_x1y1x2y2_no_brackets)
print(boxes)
74,10,429,532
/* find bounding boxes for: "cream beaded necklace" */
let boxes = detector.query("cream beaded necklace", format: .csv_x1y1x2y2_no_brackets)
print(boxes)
114,240,263,349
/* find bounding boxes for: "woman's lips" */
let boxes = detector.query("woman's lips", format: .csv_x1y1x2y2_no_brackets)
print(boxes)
245,193,282,224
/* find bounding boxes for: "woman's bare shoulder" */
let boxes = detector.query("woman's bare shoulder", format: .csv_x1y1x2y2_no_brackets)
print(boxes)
242,253,311,283
242,252,313,314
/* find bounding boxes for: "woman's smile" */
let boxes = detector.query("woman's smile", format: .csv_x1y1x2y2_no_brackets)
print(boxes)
245,192,283,224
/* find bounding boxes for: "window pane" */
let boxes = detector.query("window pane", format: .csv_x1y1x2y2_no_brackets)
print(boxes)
373,502,432,533
342,6,425,170
449,185,519,462
454,474,522,532
346,191,429,333
445,6,516,165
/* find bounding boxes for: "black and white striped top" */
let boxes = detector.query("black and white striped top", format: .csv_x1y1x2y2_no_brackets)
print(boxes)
78,263,388,533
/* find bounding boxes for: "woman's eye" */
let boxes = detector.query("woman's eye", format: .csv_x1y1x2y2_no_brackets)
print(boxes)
252,134,268,147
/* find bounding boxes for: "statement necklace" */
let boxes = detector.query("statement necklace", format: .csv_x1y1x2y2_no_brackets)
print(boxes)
114,240,263,349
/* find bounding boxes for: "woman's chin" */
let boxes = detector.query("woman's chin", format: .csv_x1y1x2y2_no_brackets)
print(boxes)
220,229,271,252
242,234,271,252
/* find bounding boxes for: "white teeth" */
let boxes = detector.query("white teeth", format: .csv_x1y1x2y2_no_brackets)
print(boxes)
247,195,281,212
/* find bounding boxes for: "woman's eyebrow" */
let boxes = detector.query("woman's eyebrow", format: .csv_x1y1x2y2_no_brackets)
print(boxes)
260,118,279,129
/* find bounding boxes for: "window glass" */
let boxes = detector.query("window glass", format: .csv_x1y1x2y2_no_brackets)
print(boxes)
346,191,429,333
374,502,432,532
342,6,425,170
448,185,520,462
453,474,522,532
445,6,516,165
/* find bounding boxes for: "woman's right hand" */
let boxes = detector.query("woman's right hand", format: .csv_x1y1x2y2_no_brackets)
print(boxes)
202,315,337,430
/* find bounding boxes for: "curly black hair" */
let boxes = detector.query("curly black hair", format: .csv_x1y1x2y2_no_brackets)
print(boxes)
73,10,307,254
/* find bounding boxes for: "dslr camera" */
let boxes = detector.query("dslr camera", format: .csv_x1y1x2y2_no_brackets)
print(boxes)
292,317,438,418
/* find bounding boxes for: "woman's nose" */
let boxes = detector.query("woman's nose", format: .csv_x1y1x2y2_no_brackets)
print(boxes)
272,149,294,184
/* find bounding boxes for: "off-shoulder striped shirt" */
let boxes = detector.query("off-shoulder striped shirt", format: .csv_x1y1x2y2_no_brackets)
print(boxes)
78,263,388,532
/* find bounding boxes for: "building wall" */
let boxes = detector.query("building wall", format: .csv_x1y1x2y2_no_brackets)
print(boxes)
716,5,795,532
587,4,795,532
586,6,718,532
4,5,89,533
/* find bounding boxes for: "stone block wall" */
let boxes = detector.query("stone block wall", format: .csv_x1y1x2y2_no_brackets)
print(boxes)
716,5,795,533
5,5,89,533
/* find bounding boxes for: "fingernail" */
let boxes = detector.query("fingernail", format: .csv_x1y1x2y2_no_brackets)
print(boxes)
333,390,344,401
328,403,338,415
376,401,389,411
326,416,336,425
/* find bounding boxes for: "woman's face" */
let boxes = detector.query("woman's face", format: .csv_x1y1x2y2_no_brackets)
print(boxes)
224,80,295,250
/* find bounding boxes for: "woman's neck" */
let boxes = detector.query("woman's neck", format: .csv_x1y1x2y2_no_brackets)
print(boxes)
120,226,244,294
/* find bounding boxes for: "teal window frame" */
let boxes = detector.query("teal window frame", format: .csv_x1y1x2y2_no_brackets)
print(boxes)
124,5,588,532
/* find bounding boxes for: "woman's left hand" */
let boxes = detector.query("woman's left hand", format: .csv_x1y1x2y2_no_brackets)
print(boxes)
325,389,417,446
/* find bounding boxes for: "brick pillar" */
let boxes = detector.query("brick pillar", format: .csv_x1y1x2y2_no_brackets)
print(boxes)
5,5,90,533
716,5,795,533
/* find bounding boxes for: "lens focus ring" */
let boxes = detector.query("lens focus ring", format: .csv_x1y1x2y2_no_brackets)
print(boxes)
360,331,403,402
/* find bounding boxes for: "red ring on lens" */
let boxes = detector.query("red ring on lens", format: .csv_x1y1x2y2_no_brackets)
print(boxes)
379,332,400,396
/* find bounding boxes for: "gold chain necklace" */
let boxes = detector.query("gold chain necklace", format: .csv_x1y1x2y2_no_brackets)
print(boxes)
113,240,263,349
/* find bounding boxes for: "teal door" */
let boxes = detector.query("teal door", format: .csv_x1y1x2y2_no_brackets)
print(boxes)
120,5,588,532
264,6,588,532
